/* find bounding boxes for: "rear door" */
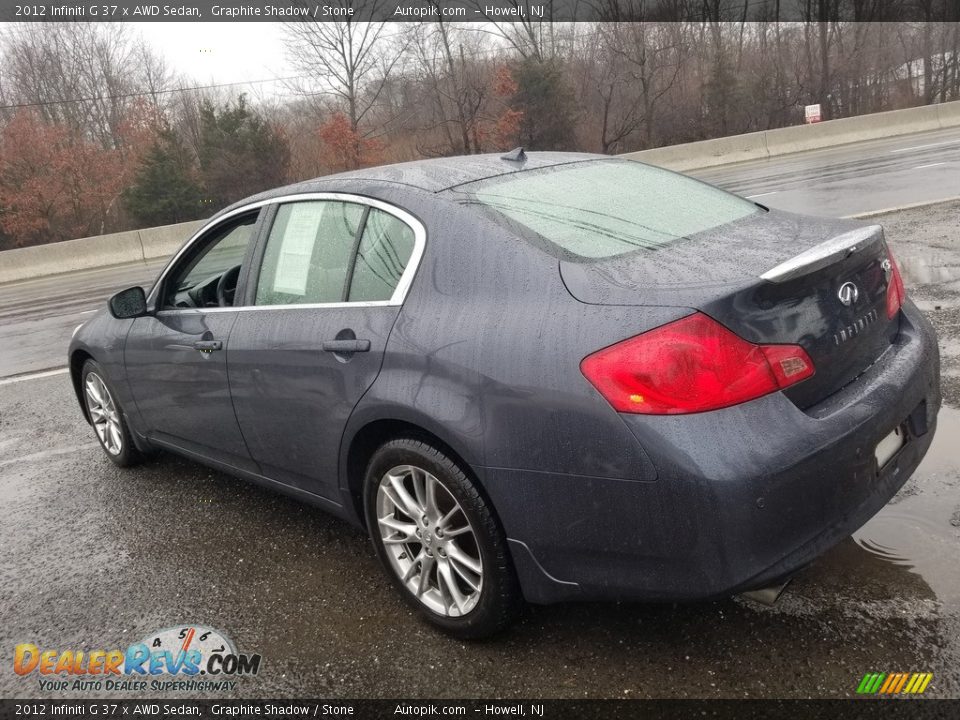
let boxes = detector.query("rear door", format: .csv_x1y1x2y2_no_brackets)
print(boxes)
227,196,423,501
125,211,263,471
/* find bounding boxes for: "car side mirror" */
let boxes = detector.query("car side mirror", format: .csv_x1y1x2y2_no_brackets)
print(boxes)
108,286,148,319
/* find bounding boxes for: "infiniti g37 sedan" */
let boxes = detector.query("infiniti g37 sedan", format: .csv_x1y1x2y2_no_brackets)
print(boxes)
69,152,941,638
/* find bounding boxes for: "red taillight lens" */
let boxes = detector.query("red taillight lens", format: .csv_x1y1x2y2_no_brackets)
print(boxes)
885,248,906,319
580,313,814,415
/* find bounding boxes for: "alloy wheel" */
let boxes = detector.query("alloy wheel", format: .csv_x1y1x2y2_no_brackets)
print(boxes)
376,464,483,617
84,372,123,455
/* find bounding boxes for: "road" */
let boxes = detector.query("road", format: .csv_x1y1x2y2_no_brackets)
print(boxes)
1,133,960,700
694,125,960,217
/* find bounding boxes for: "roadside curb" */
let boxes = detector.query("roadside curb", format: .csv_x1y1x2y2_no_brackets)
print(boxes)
845,195,960,219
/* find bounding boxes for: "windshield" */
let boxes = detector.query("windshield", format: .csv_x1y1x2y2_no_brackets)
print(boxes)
456,160,760,260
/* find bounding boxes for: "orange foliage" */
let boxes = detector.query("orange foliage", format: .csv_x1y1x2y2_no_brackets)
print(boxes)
490,66,523,150
318,112,384,172
0,107,155,246
493,65,518,98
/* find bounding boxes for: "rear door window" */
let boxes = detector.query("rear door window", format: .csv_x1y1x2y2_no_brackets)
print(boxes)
255,200,419,306
347,208,416,302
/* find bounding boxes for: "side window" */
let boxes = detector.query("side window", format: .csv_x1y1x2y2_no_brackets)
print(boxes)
256,201,364,306
162,214,257,309
347,208,416,302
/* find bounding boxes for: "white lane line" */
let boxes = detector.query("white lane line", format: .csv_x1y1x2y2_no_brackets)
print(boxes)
79,309,97,315
0,367,69,387
913,162,946,170
0,442,97,468
889,139,960,153
746,191,779,199
845,194,960,218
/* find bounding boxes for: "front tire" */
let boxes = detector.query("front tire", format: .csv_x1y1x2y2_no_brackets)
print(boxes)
81,359,143,467
364,438,521,639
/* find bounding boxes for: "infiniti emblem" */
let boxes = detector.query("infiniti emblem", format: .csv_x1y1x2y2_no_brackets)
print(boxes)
837,281,859,306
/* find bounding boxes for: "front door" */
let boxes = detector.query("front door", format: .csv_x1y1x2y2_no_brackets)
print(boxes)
228,198,421,500
125,212,261,471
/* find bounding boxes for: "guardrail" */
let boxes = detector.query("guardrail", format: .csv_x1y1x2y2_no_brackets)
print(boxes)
1,98,959,285
623,99,960,171
0,220,204,285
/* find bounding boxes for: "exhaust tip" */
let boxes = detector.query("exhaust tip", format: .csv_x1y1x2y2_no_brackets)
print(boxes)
739,577,792,606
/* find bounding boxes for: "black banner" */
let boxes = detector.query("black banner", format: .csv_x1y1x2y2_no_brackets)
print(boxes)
3,700,960,720
2,0,960,24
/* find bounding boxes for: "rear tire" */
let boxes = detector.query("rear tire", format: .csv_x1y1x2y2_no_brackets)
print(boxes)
364,438,521,639
81,359,144,467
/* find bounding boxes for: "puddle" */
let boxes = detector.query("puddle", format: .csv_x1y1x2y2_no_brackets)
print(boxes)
898,253,960,285
850,404,960,603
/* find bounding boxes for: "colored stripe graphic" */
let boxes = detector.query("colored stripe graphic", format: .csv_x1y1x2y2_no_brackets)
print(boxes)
904,674,920,693
879,674,896,694
856,672,932,694
893,674,909,693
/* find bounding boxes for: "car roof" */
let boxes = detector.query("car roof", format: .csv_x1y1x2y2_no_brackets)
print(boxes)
315,151,602,192
214,151,605,219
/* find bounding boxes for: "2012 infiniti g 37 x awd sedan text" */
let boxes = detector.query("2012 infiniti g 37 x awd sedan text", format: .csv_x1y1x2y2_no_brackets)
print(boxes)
69,152,940,638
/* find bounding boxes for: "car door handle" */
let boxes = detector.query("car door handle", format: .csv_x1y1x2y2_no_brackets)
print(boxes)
322,339,371,353
193,340,223,352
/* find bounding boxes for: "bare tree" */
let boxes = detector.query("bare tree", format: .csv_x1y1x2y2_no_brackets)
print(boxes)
283,3,408,135
0,23,173,147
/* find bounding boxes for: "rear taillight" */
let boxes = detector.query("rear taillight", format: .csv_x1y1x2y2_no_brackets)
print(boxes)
885,248,906,319
580,313,814,415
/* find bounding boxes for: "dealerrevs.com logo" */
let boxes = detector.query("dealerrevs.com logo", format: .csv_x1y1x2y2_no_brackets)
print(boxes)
14,624,262,693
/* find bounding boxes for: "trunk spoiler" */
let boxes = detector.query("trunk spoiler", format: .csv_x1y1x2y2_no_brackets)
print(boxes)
760,225,883,283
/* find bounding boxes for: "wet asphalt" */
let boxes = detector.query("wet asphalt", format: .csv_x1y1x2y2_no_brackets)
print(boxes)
2,197,960,700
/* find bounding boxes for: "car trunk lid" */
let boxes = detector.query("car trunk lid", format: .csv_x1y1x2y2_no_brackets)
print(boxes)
560,210,900,409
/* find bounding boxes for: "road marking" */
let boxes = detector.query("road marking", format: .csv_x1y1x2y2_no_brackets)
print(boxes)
913,162,946,170
0,442,97,468
79,309,97,315
0,367,69,387
845,194,960,218
889,139,960,153
746,191,778,199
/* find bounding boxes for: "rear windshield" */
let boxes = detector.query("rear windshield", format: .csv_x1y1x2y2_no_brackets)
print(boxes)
456,160,759,259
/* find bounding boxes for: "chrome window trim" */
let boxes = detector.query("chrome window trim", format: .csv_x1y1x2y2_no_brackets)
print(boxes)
147,192,427,312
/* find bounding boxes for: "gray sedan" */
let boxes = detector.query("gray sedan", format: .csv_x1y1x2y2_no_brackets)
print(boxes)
69,152,940,637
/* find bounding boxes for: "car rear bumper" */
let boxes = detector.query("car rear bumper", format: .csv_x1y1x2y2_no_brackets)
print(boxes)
483,300,941,604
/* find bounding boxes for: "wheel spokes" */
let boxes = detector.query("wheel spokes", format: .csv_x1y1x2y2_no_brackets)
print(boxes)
416,554,436,597
379,515,417,544
447,543,482,576
85,373,122,455
376,464,483,618
437,557,470,614
385,473,424,520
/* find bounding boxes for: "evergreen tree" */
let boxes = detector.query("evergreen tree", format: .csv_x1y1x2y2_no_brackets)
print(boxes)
197,95,290,207
123,129,203,227
511,58,576,151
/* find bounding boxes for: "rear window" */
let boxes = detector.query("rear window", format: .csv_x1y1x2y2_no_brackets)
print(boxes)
457,160,759,259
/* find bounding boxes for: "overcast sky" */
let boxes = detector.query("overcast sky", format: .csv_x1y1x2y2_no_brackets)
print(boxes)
134,23,299,101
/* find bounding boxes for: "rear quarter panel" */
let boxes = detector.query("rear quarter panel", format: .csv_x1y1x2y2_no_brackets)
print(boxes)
345,188,687,489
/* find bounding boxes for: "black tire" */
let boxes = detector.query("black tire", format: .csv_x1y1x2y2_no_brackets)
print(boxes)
364,438,521,639
81,359,144,467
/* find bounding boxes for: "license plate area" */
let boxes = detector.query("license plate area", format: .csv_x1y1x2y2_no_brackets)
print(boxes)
875,425,906,470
